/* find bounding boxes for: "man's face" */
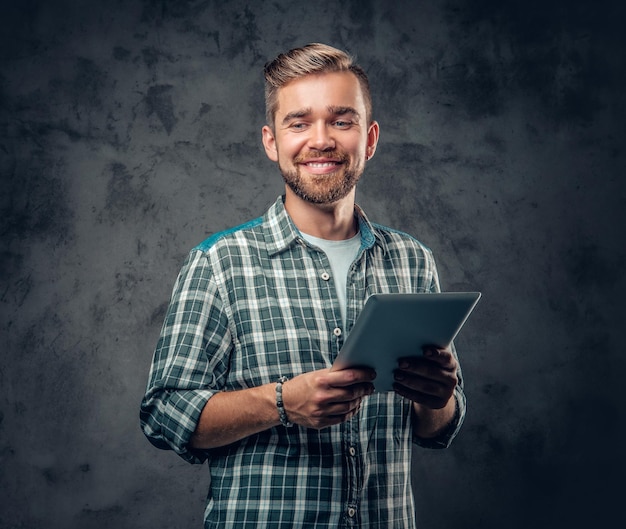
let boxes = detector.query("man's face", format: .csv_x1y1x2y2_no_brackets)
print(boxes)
262,71,379,205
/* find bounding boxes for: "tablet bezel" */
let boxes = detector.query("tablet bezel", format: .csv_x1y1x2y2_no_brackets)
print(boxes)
331,292,481,391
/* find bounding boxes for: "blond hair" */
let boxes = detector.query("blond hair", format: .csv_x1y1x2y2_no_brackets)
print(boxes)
263,43,373,128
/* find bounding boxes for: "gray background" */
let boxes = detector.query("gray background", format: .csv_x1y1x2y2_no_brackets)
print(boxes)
1,0,625,527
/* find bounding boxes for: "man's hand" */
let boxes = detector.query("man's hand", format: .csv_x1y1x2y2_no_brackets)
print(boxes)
392,346,458,409
281,367,376,429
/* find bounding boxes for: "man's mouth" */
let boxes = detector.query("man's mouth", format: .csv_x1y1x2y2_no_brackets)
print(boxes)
299,159,343,175
296,152,347,175
304,161,341,168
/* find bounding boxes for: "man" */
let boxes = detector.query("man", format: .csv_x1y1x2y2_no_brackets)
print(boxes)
140,43,465,528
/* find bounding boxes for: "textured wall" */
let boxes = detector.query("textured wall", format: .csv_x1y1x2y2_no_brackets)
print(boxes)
1,0,625,527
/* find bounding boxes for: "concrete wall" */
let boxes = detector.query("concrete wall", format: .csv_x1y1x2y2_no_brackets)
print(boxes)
1,0,624,527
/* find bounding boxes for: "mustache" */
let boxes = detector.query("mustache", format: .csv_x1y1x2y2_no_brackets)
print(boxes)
294,150,349,163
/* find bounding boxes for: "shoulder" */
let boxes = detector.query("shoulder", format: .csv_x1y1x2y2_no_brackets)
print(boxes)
194,216,265,253
371,222,434,258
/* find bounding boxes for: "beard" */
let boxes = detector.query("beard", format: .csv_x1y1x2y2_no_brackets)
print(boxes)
279,150,364,205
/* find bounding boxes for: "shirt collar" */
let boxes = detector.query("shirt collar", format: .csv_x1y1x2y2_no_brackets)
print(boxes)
354,203,388,254
264,197,301,256
264,196,388,256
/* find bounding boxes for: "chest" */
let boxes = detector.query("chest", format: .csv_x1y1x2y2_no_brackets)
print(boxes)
216,244,429,388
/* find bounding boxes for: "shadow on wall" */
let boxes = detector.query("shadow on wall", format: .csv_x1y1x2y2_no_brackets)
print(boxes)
1,0,625,528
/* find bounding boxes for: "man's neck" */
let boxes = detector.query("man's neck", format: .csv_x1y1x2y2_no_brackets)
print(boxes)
283,188,358,241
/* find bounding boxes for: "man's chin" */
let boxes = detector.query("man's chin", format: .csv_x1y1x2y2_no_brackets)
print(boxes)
288,185,353,205
281,167,361,205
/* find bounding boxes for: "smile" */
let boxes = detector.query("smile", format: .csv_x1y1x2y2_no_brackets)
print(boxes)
305,162,341,168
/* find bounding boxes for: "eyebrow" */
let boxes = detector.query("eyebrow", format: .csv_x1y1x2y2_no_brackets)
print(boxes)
327,106,361,120
281,108,312,125
281,106,361,126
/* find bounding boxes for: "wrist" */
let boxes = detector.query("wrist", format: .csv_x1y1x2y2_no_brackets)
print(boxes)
275,376,294,427
412,393,458,439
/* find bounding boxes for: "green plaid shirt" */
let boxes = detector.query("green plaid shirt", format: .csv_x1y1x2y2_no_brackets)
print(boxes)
140,196,466,528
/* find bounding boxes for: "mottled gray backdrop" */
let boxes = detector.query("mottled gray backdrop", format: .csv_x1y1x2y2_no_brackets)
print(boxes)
1,0,625,527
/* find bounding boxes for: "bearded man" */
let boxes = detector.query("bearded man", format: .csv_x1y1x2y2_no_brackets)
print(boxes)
140,43,466,529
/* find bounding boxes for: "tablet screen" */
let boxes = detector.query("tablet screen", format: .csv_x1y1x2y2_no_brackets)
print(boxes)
332,292,481,391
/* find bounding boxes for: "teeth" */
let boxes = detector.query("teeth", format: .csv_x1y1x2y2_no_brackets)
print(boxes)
307,162,337,168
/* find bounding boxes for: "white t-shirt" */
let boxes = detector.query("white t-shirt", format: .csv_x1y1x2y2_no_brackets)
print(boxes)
301,232,361,327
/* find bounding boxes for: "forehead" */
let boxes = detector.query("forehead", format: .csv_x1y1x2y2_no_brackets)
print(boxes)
275,71,366,118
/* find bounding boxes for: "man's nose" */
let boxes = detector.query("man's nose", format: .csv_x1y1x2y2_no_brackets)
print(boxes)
308,123,335,151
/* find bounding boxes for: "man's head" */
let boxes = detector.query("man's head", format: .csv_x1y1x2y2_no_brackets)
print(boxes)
261,43,379,207
264,43,373,130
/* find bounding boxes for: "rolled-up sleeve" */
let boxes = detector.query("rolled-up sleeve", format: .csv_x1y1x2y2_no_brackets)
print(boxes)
140,250,231,464
412,252,467,449
413,376,466,449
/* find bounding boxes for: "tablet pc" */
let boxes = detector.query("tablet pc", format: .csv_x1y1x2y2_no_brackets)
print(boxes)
332,292,481,392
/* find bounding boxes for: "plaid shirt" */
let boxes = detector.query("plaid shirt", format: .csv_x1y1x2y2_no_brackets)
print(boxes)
140,196,466,528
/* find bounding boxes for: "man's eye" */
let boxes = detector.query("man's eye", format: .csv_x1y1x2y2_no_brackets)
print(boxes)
334,121,352,128
289,122,308,130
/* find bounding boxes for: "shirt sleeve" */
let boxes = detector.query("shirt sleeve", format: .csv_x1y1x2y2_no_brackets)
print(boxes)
139,249,232,464
412,250,467,449
412,375,467,449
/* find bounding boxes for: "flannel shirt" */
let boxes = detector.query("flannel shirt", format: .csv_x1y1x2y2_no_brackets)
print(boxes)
140,196,466,528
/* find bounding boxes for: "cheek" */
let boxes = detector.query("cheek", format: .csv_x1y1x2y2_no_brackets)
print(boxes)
346,134,368,156
277,137,305,159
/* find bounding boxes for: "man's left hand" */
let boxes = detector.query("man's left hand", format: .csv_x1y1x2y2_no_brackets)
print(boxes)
392,346,458,409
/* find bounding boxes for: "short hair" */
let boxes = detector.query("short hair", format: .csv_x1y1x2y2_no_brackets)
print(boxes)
264,43,373,128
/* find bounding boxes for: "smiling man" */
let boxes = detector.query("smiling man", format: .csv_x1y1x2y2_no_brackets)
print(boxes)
263,71,377,212
140,43,466,528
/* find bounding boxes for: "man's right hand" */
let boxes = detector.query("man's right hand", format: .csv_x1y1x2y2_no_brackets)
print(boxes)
190,367,376,449
281,367,376,429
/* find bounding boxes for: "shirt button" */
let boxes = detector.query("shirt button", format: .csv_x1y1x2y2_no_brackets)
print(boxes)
349,446,356,457
333,327,342,337
348,507,356,518
321,272,330,281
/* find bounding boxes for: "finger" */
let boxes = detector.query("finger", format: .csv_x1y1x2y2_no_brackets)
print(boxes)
400,352,457,373
393,383,450,409
327,396,363,416
394,369,457,396
309,398,365,429
422,346,457,369
325,382,374,406
396,361,458,386
325,367,377,389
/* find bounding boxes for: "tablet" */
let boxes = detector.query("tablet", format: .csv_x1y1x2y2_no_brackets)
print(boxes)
332,292,481,391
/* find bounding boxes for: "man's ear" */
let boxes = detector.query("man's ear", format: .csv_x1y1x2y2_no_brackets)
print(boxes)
262,125,279,162
365,121,380,161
